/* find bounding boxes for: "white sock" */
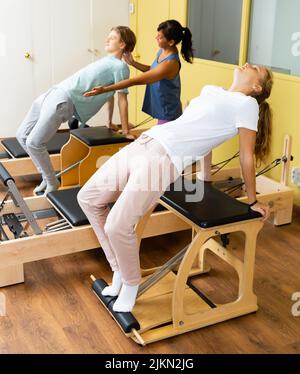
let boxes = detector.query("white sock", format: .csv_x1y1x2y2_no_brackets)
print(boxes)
44,179,60,195
112,283,139,312
102,271,122,297
33,179,47,194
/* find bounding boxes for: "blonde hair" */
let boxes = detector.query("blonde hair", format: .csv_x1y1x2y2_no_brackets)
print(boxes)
112,26,136,53
253,67,273,164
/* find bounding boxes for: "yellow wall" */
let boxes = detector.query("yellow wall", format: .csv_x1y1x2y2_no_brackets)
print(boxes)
130,0,300,206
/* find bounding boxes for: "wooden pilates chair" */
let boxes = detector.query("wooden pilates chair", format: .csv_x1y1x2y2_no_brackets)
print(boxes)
59,126,131,188
91,177,263,345
58,118,155,188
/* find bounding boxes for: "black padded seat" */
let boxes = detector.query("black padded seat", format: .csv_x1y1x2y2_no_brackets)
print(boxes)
1,132,70,158
70,126,131,146
48,178,260,229
161,177,261,228
47,187,166,227
47,187,88,227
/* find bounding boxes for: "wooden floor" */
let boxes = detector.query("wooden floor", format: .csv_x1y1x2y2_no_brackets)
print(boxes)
0,176,300,353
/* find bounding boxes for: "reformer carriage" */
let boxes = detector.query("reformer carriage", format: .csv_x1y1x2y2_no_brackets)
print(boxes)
0,121,149,180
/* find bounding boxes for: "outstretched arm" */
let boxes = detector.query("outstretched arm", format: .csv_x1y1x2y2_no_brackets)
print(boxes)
239,127,270,221
84,60,179,97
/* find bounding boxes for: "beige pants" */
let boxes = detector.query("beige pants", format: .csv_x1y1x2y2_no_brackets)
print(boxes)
77,135,179,285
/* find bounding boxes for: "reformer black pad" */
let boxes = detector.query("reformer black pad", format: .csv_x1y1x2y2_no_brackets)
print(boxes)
47,187,88,227
0,162,14,186
1,132,70,159
92,278,140,333
48,179,260,230
47,188,166,228
70,126,131,146
161,177,262,228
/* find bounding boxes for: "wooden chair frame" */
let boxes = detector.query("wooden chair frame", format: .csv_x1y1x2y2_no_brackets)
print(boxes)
116,201,263,345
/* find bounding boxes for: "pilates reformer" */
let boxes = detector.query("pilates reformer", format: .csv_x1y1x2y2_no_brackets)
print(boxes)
0,126,138,181
0,127,130,180
0,163,190,287
209,134,294,226
91,177,263,345
0,117,153,180
0,132,70,178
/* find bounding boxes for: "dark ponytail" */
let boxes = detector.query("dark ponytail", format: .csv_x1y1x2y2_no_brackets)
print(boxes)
181,27,193,63
157,20,193,63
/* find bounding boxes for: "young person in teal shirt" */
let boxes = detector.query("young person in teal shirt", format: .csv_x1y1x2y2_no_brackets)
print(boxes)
16,26,136,195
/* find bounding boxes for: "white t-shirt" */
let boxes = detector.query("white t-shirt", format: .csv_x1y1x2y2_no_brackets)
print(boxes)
144,85,259,174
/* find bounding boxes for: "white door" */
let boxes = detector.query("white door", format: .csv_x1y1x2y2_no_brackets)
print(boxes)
46,0,94,128
49,0,94,85
29,0,93,95
88,0,129,126
0,0,129,136
0,0,34,137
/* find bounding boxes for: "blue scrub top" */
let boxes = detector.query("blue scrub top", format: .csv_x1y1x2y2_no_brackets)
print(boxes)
142,50,182,121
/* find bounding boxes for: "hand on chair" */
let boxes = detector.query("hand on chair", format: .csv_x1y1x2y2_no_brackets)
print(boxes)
250,201,270,222
84,86,105,97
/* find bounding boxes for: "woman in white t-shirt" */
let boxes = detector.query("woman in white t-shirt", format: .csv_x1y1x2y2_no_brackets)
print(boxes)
77,63,273,312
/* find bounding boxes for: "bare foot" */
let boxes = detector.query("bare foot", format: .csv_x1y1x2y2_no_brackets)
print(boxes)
124,133,136,140
128,123,135,130
107,124,119,132
117,123,135,130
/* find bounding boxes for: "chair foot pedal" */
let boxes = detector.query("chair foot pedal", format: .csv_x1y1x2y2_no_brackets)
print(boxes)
92,278,140,333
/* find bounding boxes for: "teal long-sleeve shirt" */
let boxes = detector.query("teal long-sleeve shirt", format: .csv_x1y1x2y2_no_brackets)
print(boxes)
58,55,129,123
